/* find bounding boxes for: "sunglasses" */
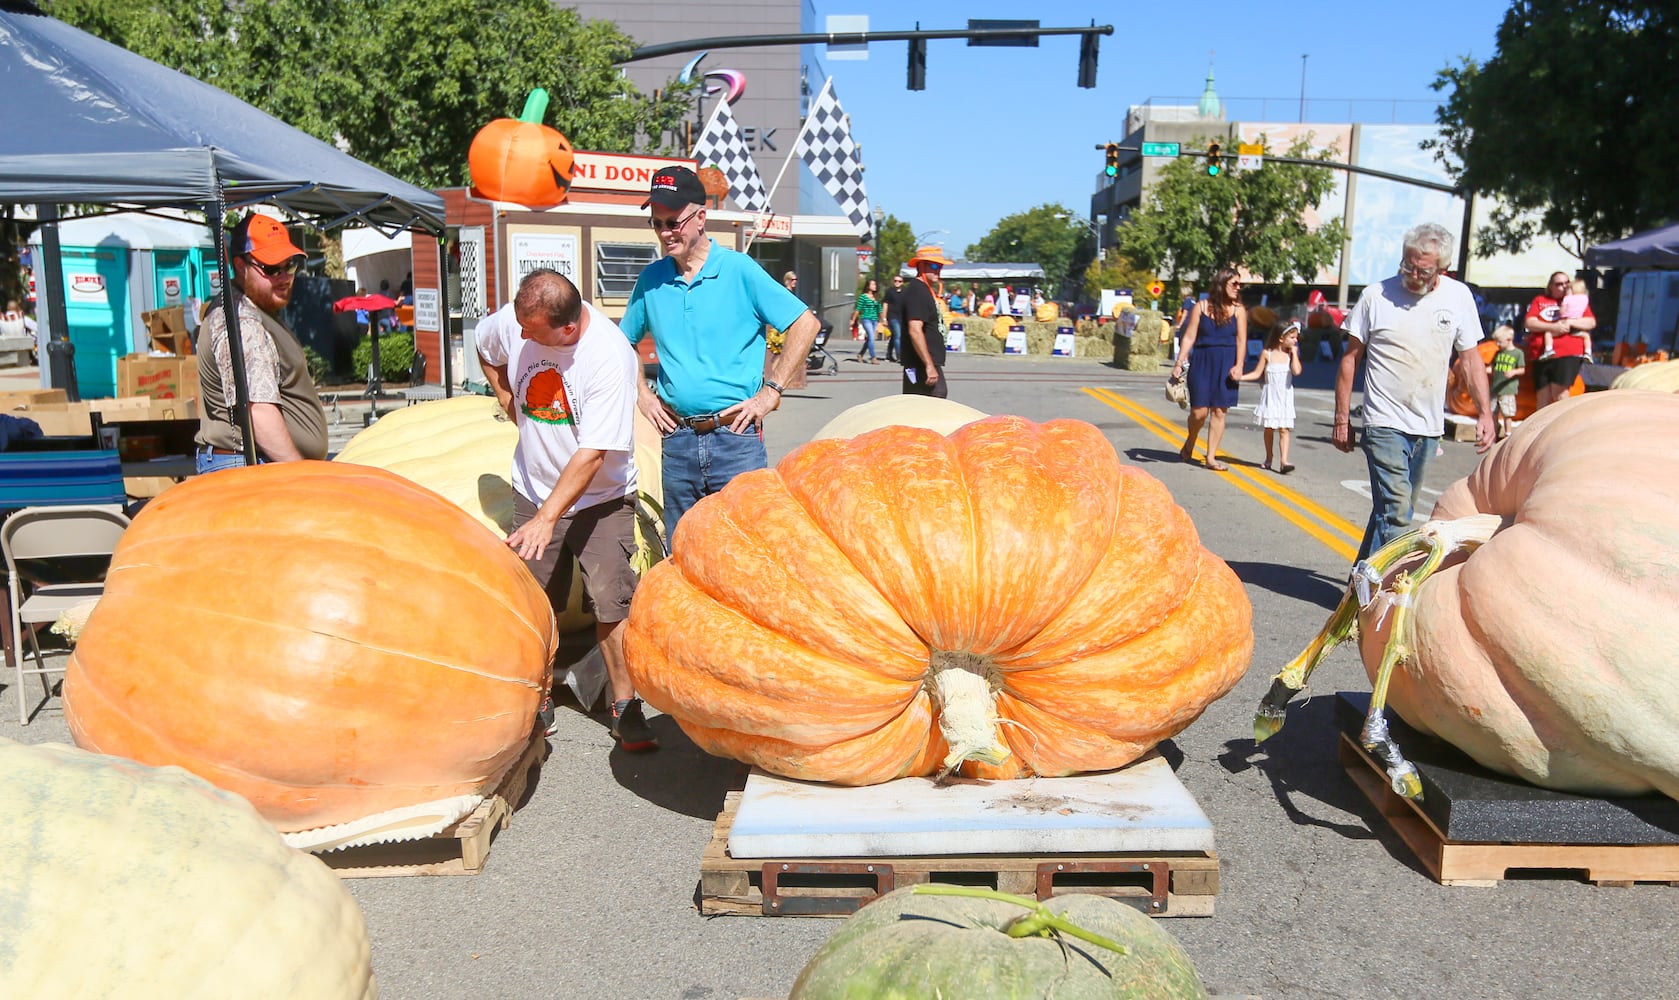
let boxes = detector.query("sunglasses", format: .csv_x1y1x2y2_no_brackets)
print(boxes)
246,256,304,278
649,208,700,232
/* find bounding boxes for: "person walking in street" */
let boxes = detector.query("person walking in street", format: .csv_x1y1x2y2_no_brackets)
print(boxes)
1238,319,1303,473
478,268,656,752
1335,222,1494,562
852,278,881,363
881,273,905,363
193,213,328,471
899,246,953,398
621,166,818,541
1170,267,1247,471
1524,271,1596,409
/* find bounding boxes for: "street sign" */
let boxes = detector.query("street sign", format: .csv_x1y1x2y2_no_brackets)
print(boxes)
1140,142,1180,157
1236,154,1263,171
1238,143,1264,156
1148,281,1164,298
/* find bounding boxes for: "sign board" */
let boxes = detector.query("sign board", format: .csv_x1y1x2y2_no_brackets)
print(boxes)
414,288,440,332
753,214,793,240
1052,326,1076,357
568,152,698,194
968,19,1039,47
1140,142,1181,158
1238,143,1264,156
1148,281,1165,298
826,14,868,59
1236,155,1263,172
946,321,965,353
1003,324,1027,355
161,277,182,306
1236,143,1264,172
509,231,579,282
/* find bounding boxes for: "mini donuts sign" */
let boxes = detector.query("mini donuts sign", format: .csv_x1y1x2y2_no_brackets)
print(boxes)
569,152,697,194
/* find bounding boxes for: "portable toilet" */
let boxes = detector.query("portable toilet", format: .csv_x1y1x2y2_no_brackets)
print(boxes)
30,213,215,398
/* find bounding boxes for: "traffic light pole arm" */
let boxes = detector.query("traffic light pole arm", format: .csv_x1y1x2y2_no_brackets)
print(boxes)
626,24,1113,63
1202,152,1462,195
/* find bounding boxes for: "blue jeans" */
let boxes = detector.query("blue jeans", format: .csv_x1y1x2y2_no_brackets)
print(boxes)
195,446,251,474
661,425,766,544
857,317,877,359
887,317,903,360
1357,425,1434,562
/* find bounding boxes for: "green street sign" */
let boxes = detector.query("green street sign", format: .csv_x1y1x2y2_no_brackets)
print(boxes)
1140,142,1181,157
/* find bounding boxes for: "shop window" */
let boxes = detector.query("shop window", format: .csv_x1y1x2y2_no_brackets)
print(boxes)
596,242,659,299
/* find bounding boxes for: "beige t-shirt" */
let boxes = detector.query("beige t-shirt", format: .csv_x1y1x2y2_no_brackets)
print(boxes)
195,294,328,460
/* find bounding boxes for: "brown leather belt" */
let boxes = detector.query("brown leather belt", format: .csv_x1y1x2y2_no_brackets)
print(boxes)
677,413,723,434
203,446,241,455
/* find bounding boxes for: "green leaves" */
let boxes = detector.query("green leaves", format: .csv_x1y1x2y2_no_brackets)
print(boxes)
41,0,697,190
1114,135,1345,292
1428,1,1678,253
873,214,918,282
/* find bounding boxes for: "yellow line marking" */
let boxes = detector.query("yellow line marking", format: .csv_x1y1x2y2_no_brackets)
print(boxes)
1084,386,1360,561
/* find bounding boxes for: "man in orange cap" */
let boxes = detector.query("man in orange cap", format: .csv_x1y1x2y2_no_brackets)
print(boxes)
898,245,953,397
194,212,328,470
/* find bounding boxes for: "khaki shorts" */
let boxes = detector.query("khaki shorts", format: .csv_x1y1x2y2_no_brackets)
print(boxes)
1496,394,1517,417
512,493,638,624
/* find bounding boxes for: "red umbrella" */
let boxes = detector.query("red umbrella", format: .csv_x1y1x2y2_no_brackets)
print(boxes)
332,293,399,313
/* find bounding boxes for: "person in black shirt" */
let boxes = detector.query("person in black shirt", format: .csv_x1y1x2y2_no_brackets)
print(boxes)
880,273,906,363
898,246,952,398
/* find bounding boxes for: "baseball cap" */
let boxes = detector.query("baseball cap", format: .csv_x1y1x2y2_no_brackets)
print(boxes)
642,166,706,210
231,213,305,266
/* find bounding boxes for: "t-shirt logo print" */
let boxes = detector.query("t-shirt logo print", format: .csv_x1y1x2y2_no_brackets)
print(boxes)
1431,309,1457,336
521,368,574,425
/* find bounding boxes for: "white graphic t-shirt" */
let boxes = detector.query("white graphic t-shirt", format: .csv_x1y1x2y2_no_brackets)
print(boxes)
477,301,638,514
1345,275,1481,437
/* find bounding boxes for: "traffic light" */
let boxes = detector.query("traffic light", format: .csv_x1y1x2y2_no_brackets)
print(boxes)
1077,32,1099,89
1205,142,1222,177
1104,143,1120,178
908,37,927,91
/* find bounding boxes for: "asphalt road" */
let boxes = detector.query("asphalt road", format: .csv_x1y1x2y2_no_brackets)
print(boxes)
6,352,1670,1000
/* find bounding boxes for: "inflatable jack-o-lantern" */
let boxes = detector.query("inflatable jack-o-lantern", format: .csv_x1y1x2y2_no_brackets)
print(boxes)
469,89,575,207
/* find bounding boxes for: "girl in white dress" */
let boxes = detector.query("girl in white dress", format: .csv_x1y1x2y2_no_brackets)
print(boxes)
1238,320,1303,473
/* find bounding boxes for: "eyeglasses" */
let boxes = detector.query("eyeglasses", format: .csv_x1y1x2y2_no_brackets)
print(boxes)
246,256,304,278
1398,261,1440,280
648,209,700,233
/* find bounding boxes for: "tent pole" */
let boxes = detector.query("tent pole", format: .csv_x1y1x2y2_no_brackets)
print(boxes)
437,234,453,397
208,173,258,466
34,204,79,402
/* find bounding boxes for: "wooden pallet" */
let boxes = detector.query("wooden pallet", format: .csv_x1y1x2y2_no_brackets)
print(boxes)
318,732,548,878
1340,734,1679,887
699,790,1219,917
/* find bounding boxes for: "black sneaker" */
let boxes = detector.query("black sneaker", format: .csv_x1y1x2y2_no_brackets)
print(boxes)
537,694,557,737
610,698,659,752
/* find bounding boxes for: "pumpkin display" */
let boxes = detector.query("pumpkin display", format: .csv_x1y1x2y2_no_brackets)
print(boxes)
468,88,575,207
625,416,1252,784
64,462,559,848
1610,357,1679,392
811,394,988,441
789,885,1209,999
1259,391,1679,799
0,738,375,998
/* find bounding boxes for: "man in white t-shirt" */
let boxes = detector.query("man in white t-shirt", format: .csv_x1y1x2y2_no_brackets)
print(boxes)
477,268,657,752
1334,222,1494,562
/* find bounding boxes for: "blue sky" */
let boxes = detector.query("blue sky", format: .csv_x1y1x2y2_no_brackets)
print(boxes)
811,1,1513,255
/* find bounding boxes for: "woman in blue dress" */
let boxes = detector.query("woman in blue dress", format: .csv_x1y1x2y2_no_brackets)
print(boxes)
1169,268,1248,471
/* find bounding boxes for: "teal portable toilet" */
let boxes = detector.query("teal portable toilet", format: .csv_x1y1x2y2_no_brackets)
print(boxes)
30,213,214,398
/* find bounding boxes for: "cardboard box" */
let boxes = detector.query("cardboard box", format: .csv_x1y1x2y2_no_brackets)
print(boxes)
5,396,199,438
142,305,194,356
9,401,93,437
0,388,69,409
118,354,199,401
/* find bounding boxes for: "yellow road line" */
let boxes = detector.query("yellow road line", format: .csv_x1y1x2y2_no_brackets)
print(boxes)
1084,386,1361,561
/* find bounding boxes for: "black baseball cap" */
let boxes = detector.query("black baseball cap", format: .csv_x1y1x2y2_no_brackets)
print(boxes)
642,166,706,210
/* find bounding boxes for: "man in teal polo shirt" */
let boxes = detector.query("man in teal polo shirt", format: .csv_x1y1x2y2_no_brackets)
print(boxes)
622,166,820,543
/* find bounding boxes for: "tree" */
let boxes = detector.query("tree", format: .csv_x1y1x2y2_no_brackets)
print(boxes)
872,214,917,286
1083,251,1162,309
1113,135,1345,292
1426,1,1678,257
965,204,1089,298
39,0,696,190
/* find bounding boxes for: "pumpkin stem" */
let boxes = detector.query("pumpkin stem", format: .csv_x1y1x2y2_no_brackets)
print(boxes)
1254,514,1505,786
927,651,1011,777
909,885,1130,958
518,89,551,124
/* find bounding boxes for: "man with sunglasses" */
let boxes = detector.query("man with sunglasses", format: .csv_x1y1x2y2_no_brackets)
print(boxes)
1334,222,1493,563
621,166,818,540
881,273,906,363
194,213,328,471
898,246,953,398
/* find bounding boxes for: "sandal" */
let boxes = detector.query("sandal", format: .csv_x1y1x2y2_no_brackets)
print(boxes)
1280,463,1296,475
1178,445,1195,463
1205,460,1230,472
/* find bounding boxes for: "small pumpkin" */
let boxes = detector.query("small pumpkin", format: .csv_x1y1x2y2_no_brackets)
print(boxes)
790,886,1209,999
65,462,559,844
0,738,375,998
625,416,1252,784
468,89,575,207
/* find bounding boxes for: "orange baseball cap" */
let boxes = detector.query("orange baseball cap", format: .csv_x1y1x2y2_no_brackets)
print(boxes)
231,213,305,266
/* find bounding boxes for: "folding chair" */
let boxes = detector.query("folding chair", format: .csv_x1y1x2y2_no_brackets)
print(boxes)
2,505,130,724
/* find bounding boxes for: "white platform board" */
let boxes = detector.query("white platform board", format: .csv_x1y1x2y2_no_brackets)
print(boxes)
727,755,1215,859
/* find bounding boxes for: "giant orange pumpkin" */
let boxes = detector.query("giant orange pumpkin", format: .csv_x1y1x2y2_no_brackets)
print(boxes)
468,89,575,207
65,462,559,842
625,416,1252,784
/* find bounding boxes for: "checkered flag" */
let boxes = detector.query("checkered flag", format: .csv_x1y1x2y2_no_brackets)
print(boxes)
691,96,768,213
795,78,873,239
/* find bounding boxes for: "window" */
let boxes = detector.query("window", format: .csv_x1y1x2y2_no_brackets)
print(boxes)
595,242,659,299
